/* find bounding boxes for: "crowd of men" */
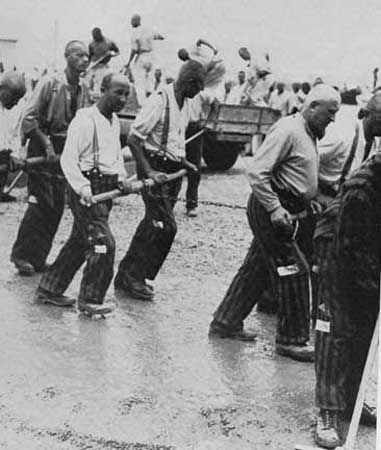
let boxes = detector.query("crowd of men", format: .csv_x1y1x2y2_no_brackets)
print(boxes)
0,14,379,450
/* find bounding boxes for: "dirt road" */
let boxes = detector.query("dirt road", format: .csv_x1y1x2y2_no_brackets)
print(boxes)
0,149,376,450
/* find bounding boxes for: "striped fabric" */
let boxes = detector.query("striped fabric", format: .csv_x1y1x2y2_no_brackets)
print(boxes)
314,237,344,410
116,155,183,281
213,192,313,345
11,172,66,270
39,177,118,304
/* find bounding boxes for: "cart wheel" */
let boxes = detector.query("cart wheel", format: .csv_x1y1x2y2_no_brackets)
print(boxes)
203,134,241,171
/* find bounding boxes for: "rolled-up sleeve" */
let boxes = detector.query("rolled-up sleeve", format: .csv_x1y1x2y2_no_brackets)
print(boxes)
60,115,91,195
129,93,163,141
246,124,292,212
21,76,52,136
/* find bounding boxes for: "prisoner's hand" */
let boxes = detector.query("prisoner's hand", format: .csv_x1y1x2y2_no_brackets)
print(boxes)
80,185,93,207
270,206,293,229
147,170,168,184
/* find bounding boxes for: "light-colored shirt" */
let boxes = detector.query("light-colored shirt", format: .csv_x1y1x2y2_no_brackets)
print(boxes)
22,72,90,138
228,83,246,105
0,103,22,152
188,89,215,122
318,120,379,187
130,83,190,159
247,113,319,212
60,105,127,195
268,90,292,117
130,26,158,53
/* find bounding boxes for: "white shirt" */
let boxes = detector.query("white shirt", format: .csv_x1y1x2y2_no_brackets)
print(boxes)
318,120,379,186
228,83,246,104
269,90,292,117
131,26,158,53
60,105,127,195
0,103,22,152
130,83,191,159
188,89,215,122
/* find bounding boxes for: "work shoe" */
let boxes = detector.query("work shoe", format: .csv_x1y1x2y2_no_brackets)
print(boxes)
34,287,76,307
12,258,35,276
186,207,198,217
208,321,257,341
315,409,341,449
275,342,315,362
343,402,377,426
114,273,154,301
78,302,114,317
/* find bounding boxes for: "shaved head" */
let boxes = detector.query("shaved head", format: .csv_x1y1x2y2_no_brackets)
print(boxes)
131,14,141,27
101,72,130,91
0,71,26,95
302,84,341,139
0,71,26,109
178,60,206,83
64,40,87,57
302,84,341,110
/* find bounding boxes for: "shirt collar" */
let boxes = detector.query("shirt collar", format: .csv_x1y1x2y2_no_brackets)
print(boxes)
298,112,317,141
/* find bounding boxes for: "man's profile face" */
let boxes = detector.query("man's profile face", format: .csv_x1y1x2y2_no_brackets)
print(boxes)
364,109,381,137
308,100,340,139
66,44,89,73
104,80,130,112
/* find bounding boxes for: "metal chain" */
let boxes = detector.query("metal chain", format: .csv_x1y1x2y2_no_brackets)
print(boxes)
132,189,247,210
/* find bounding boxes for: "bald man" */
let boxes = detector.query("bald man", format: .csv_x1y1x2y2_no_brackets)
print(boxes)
115,60,205,300
0,71,26,202
11,41,91,277
124,14,164,106
35,73,130,313
209,85,341,362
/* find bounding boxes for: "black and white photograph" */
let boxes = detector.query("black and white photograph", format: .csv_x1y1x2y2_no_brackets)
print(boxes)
0,1,379,449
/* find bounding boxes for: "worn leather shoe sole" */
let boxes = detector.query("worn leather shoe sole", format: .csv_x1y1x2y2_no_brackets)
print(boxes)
78,302,114,317
114,274,154,301
34,288,76,307
276,343,315,362
209,324,257,342
315,422,341,448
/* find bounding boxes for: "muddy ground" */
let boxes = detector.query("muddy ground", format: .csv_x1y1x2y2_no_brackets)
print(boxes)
0,106,377,449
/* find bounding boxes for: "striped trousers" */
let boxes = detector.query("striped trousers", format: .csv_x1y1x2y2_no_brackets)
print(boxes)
314,236,379,411
11,136,66,270
39,176,117,304
212,192,313,345
116,154,183,281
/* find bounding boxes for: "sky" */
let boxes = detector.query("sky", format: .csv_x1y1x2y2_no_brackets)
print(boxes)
1,0,381,86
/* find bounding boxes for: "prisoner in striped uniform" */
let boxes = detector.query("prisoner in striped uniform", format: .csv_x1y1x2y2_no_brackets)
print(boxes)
313,94,381,449
34,73,131,315
209,85,341,363
10,41,91,276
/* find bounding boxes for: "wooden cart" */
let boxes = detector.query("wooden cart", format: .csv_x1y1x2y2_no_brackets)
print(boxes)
202,104,281,171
